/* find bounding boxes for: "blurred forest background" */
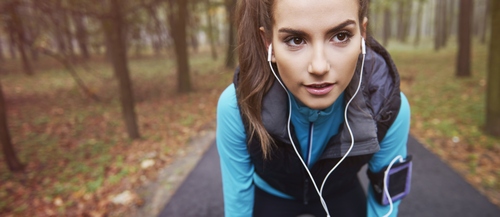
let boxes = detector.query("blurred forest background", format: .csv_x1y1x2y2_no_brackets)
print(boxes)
0,0,499,216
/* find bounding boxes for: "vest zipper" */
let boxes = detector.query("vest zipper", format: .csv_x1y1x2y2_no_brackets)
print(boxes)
306,123,314,166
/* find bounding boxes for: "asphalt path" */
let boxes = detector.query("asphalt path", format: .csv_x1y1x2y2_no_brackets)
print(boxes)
158,135,500,217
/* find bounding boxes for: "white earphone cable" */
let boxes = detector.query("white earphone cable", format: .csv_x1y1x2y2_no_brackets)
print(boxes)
267,39,365,217
382,155,404,217
319,51,365,195
268,57,332,217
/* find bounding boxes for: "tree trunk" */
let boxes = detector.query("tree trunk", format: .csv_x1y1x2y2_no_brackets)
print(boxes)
132,28,144,58
434,0,445,50
29,45,39,62
383,6,391,47
189,3,199,54
485,0,500,136
104,0,141,139
191,34,199,54
73,13,90,60
50,0,70,57
23,1,39,62
0,81,25,172
444,0,456,47
434,0,441,50
402,0,412,43
17,42,33,76
151,37,161,56
456,0,472,77
62,11,76,62
8,31,17,59
52,11,67,55
368,2,380,40
224,0,237,69
0,39,4,62
205,0,218,60
168,0,192,93
9,0,34,76
480,0,490,44
104,23,113,62
397,1,404,41
396,0,411,43
414,0,424,46
146,5,164,56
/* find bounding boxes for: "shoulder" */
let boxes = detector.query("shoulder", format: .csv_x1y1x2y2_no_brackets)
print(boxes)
216,84,247,152
398,92,411,122
217,84,245,134
381,92,411,145
218,84,239,113
362,39,401,119
389,92,410,134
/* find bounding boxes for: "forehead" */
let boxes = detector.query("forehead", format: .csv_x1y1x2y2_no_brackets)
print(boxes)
273,0,359,30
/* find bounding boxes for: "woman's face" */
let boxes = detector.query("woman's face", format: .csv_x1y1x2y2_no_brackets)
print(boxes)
271,0,364,110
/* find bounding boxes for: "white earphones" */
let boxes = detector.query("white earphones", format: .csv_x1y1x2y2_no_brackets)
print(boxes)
382,155,404,217
267,43,273,62
361,37,366,55
267,38,367,217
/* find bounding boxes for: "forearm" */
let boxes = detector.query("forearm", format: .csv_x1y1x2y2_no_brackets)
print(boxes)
367,92,411,217
216,84,255,217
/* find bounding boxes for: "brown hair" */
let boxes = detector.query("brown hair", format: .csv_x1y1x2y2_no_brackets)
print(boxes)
235,0,370,159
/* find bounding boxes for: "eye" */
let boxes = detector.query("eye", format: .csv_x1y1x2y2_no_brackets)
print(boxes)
332,32,352,44
285,37,305,46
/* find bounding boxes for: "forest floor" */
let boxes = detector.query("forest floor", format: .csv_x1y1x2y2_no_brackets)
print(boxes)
0,41,499,217
391,41,500,207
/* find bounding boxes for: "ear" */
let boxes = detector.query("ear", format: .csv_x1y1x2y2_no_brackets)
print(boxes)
259,27,276,62
361,17,368,39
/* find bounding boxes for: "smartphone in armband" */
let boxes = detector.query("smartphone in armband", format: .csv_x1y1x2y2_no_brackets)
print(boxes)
367,155,413,206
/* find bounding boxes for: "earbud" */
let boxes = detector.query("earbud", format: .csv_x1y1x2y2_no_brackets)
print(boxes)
267,43,273,62
361,38,366,55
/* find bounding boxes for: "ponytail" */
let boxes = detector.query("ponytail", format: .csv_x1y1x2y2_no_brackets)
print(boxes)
235,0,275,159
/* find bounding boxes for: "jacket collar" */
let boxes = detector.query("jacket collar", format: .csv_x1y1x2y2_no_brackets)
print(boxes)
289,93,344,124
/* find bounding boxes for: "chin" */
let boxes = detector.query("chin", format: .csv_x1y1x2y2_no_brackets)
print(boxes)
304,100,334,110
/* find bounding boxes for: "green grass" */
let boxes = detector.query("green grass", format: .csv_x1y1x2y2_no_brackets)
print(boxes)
390,39,498,147
386,37,500,204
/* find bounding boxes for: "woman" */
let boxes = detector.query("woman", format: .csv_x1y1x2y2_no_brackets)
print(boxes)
216,0,411,216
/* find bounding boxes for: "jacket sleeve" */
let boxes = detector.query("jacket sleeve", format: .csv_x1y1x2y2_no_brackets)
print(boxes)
367,92,411,217
216,84,255,217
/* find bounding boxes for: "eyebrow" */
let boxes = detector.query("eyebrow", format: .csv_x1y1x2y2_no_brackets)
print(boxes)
278,19,357,37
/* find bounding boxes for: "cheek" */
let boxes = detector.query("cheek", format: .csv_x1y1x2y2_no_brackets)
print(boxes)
275,63,296,88
332,49,359,77
274,53,308,82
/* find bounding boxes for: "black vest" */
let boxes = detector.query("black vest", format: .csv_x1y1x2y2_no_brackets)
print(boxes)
234,37,402,203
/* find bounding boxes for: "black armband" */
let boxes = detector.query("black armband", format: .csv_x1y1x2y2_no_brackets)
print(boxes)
367,155,412,205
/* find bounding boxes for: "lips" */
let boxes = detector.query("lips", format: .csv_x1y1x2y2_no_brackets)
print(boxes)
304,83,334,96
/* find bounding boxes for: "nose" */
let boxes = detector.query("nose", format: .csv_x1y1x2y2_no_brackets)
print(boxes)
308,45,330,75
